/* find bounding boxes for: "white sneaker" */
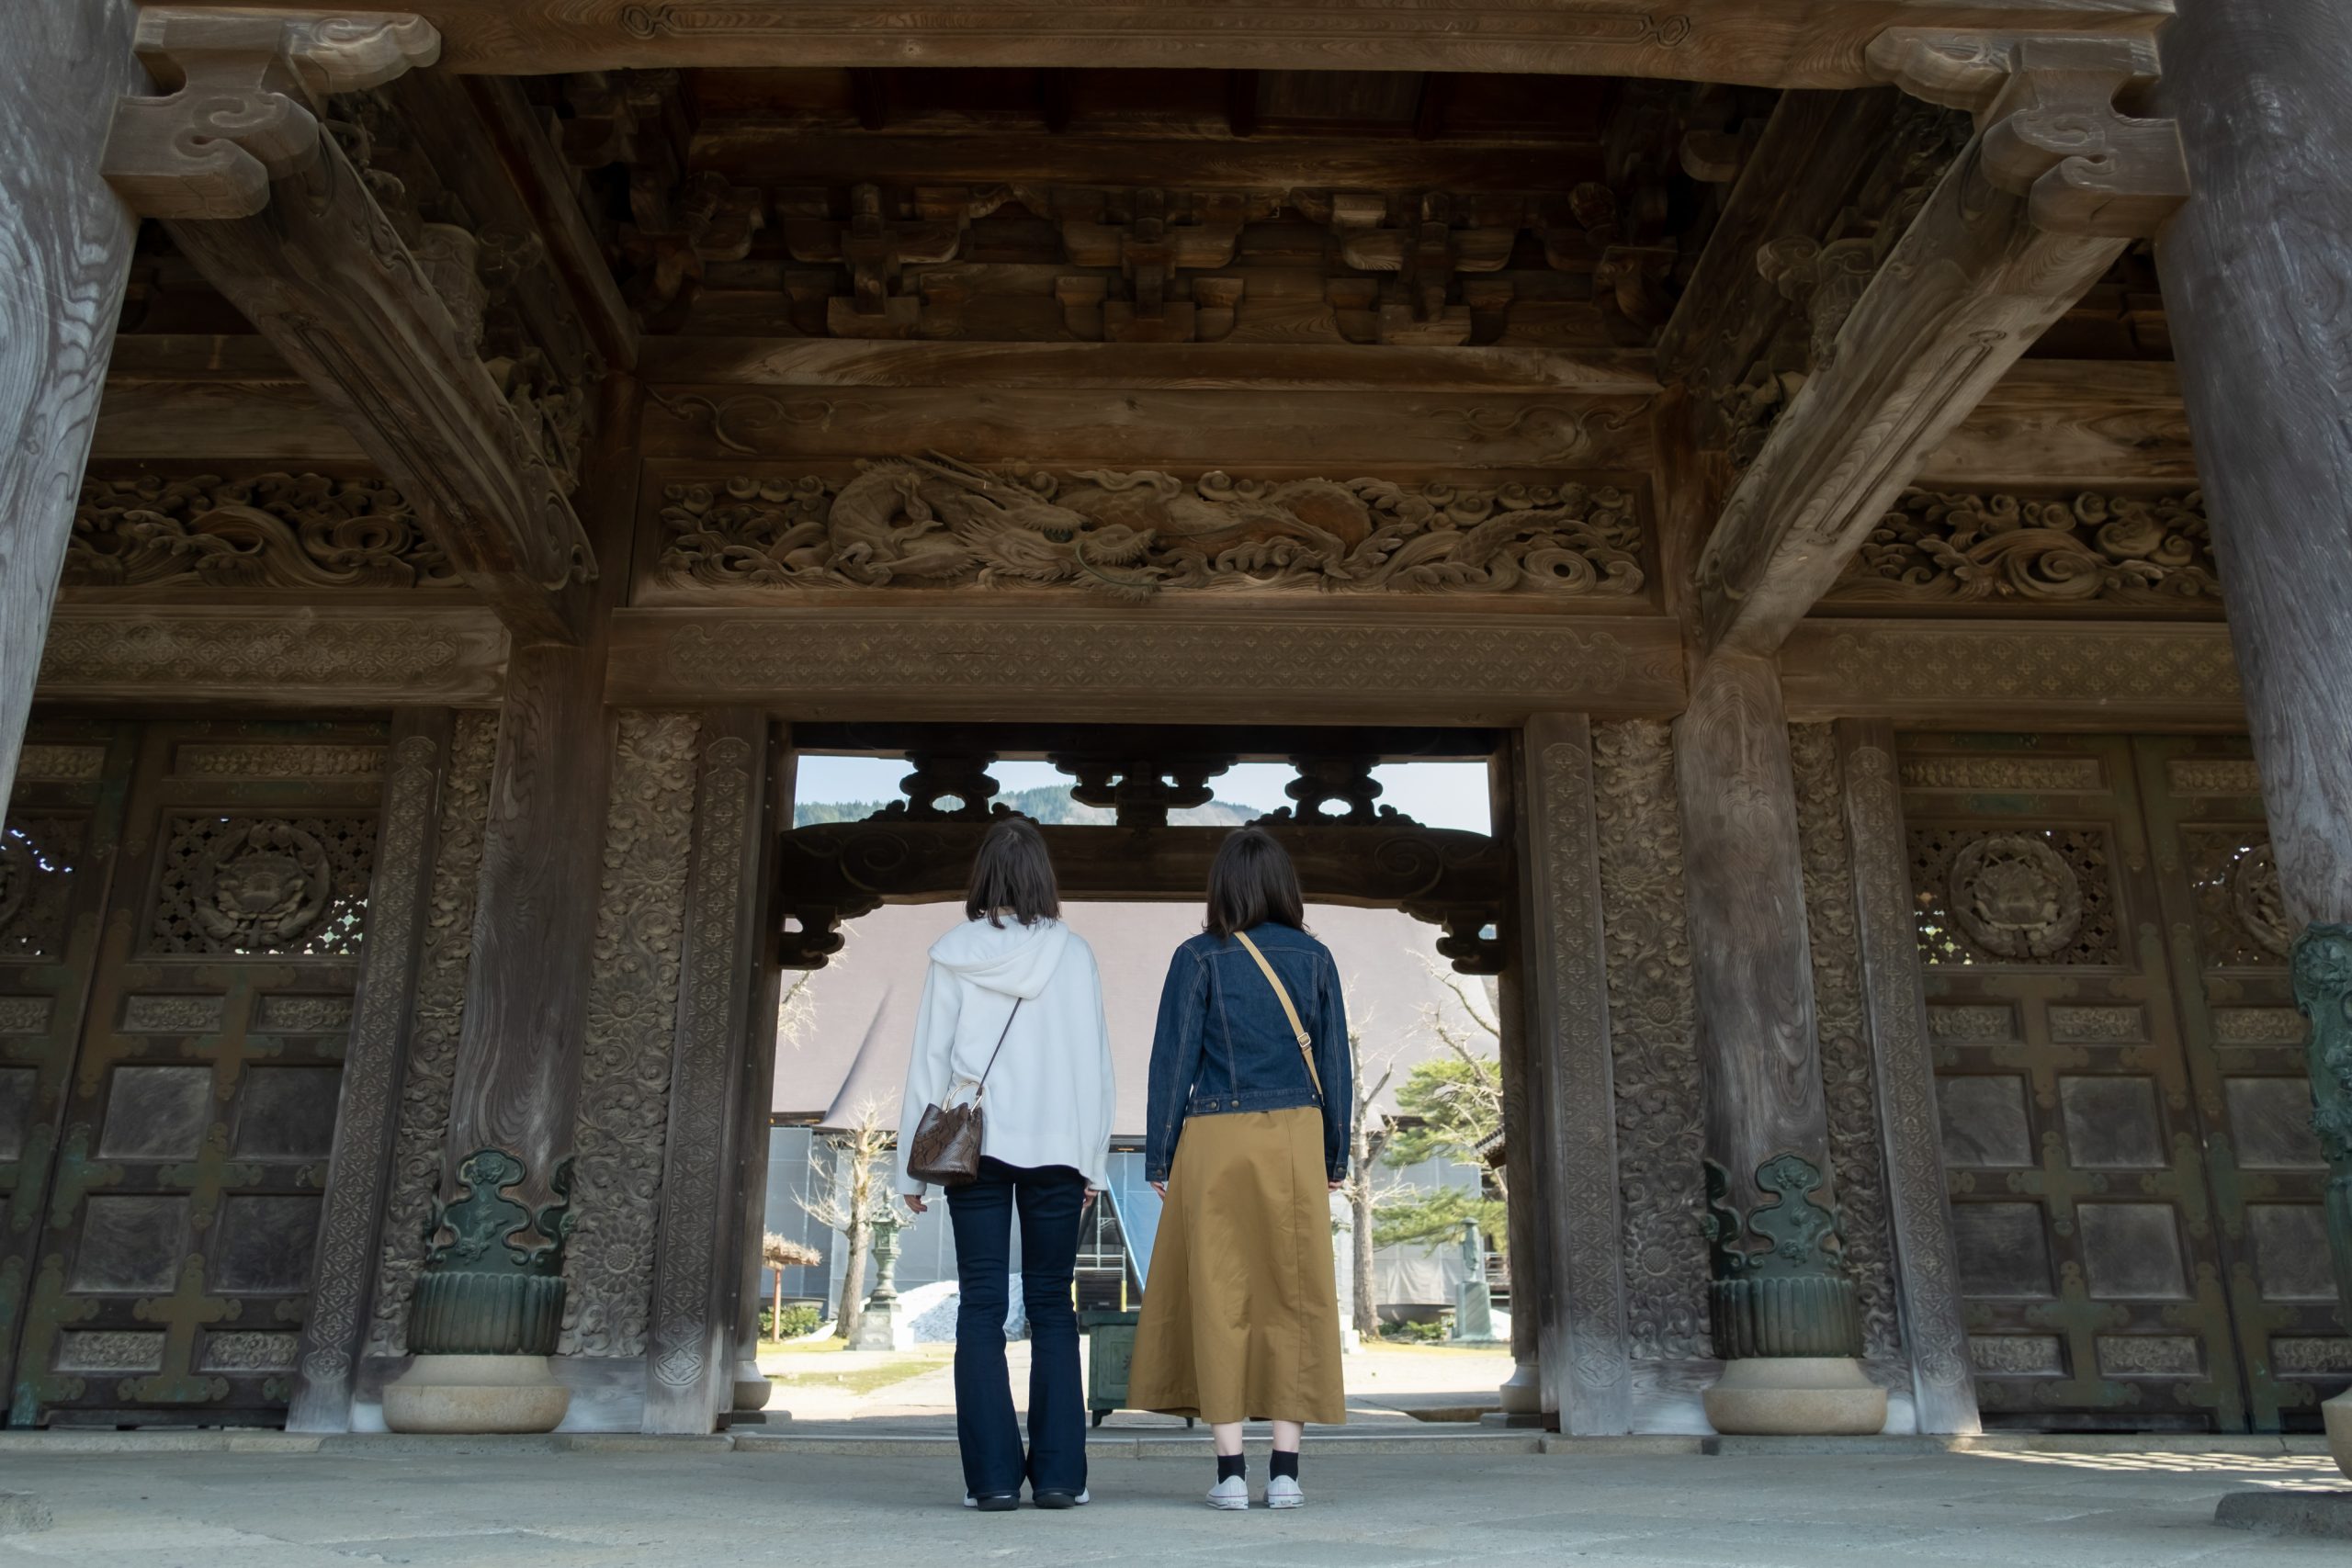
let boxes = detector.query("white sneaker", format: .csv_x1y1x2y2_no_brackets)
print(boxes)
1206,1474,1250,1510
1266,1475,1304,1509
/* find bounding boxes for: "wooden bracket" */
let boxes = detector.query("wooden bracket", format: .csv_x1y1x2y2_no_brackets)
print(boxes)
1869,30,2188,238
105,9,439,220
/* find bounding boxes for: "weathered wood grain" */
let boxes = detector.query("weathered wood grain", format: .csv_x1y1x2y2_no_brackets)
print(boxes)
1693,134,2129,655
152,124,597,643
2155,0,2352,926
31,604,509,706
638,339,1660,395
642,385,1654,471
148,0,2170,87
92,375,368,463
1657,88,1903,390
1672,655,1834,1212
1917,360,2195,485
0,0,143,806
1513,713,1633,1431
605,606,1688,725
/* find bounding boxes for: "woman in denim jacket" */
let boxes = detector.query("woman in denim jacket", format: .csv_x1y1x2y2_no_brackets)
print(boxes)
1126,827,1351,1511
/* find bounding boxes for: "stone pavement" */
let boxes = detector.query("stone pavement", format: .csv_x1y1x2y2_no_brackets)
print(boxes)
0,1432,2344,1567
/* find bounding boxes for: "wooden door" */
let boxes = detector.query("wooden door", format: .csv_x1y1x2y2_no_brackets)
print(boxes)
3,722,384,1427
1901,732,2348,1432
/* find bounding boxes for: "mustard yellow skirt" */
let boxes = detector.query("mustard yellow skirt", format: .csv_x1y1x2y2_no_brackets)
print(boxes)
1126,1106,1346,1426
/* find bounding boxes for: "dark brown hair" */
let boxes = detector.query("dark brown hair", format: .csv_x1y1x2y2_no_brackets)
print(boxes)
966,817,1061,927
1204,827,1306,937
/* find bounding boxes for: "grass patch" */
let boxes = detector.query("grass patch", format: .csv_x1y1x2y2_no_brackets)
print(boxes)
765,1354,944,1398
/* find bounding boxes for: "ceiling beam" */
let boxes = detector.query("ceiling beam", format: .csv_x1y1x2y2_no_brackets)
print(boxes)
104,8,598,644
140,1,2172,88
1690,35,2188,657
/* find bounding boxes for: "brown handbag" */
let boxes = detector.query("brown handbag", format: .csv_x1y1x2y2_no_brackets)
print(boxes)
905,998,1022,1188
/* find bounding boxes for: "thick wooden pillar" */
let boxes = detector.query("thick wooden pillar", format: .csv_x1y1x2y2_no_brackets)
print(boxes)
1673,656,1883,1433
2155,0,2352,1389
0,1,142,803
1512,713,1632,1433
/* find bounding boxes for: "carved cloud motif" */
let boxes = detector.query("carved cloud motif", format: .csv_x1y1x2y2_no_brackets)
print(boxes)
657,457,1645,599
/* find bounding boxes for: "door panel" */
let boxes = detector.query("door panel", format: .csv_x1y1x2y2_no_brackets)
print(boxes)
1902,734,2246,1430
4,722,383,1427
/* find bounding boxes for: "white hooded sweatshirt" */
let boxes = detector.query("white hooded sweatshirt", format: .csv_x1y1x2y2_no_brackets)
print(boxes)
894,915,1115,1198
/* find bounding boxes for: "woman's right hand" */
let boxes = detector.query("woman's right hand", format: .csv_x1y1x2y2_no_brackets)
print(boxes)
904,1193,928,1215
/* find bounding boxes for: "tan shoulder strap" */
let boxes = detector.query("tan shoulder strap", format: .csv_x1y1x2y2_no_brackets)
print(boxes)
1234,931,1322,1100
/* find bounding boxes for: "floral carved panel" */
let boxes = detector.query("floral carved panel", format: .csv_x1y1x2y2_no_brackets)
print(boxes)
651,463,1645,600
70,473,454,590
1789,724,1902,1364
147,816,375,958
1590,720,1707,1365
1828,490,2215,613
367,712,497,1358
560,712,702,1359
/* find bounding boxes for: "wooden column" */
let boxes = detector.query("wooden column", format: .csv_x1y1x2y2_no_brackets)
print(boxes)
724,738,794,1417
289,711,454,1431
1834,721,1980,1436
1488,750,1544,1417
2154,0,2352,1336
0,0,142,804
1673,656,1882,1431
642,710,774,1433
1511,713,1632,1433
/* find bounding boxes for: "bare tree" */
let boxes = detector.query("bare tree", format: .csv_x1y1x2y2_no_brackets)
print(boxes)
1338,1027,1397,1339
1414,960,1510,1207
797,1099,893,1343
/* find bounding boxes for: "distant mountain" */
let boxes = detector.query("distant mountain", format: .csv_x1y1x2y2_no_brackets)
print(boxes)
793,784,1272,829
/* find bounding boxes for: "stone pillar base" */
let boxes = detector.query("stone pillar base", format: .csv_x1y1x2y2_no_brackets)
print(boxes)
382,1354,571,1434
1498,1357,1542,1415
732,1356,774,1413
847,1307,899,1352
2325,1387,2351,1483
1702,1357,1886,1437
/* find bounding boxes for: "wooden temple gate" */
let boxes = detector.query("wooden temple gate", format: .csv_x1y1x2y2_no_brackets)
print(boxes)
1,0,2348,1442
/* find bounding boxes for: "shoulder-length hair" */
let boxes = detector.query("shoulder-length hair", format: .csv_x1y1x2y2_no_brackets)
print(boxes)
1204,826,1305,937
966,816,1060,927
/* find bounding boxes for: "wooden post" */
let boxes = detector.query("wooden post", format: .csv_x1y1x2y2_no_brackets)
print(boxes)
1673,655,1883,1434
1511,713,1632,1433
724,737,794,1417
1488,750,1543,1418
0,0,142,805
2154,0,2352,1461
642,709,774,1433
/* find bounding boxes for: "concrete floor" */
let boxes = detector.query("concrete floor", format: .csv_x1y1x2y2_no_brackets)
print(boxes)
0,1434,2343,1568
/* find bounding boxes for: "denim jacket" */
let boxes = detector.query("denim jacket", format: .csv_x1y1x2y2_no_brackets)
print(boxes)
1144,922,1351,1184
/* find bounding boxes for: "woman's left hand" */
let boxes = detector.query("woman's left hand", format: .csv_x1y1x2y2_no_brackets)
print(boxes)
1328,1179,1344,1193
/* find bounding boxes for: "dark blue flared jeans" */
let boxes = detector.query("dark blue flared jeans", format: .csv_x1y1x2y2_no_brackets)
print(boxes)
943,1157,1088,1500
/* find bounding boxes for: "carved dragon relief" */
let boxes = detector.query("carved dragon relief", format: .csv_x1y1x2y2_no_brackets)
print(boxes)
1827,489,2216,611
70,473,455,591
654,457,1645,600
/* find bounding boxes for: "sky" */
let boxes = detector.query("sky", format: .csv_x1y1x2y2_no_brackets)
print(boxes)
790,754,1494,834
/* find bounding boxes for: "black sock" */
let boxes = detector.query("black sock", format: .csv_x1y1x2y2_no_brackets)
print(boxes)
1270,1450,1300,1482
1216,1454,1247,1483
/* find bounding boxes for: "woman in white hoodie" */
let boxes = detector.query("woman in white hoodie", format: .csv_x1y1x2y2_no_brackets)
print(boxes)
896,817,1114,1513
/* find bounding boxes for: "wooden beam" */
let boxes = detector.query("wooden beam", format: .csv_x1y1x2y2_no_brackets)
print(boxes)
149,1,2172,88
638,337,1660,394
33,604,509,706
1656,86,1902,403
0,0,143,806
94,364,368,464
1692,38,2188,656
641,385,1655,470
605,607,1687,725
687,127,1603,194
1918,359,2193,485
103,10,599,644
1778,618,2244,728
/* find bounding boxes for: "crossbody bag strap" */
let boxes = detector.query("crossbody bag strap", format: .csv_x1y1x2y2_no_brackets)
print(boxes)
967,997,1022,1101
1234,931,1322,1100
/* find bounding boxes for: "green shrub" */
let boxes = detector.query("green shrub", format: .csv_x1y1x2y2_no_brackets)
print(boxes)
760,1303,823,1339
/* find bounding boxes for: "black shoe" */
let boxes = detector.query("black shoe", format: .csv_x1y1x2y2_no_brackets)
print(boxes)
970,1493,1021,1512
1033,1488,1090,1510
